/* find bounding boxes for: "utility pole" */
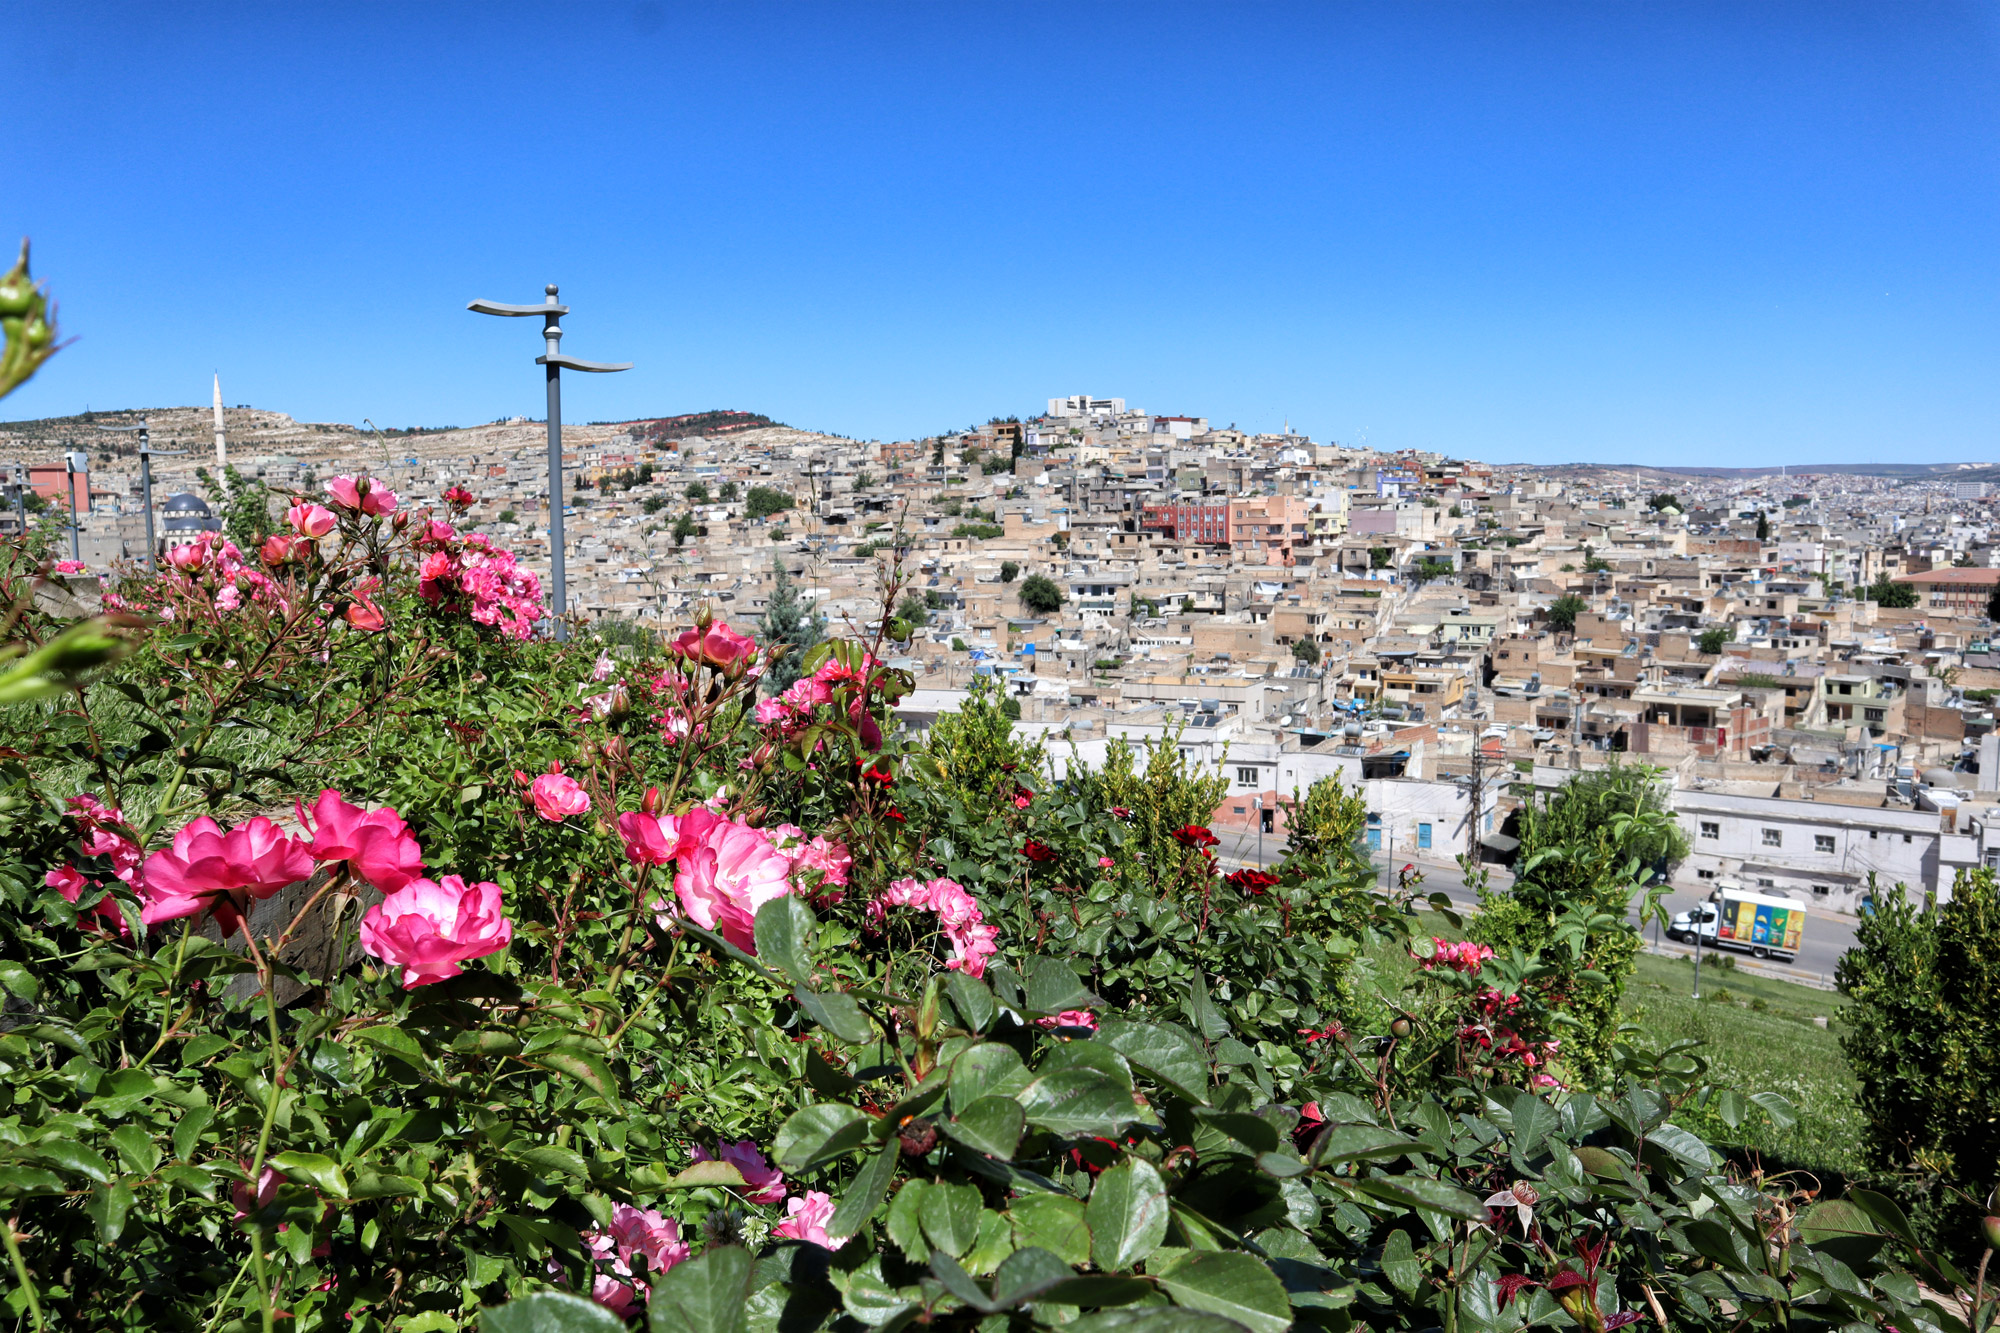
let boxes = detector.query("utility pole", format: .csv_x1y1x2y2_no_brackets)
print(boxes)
102,419,186,568
62,446,88,563
467,285,631,641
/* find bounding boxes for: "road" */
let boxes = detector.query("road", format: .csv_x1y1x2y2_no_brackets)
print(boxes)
1214,827,1858,986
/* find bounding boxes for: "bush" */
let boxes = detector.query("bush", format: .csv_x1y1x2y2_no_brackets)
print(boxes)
1838,870,2000,1263
1697,624,1734,655
1546,594,1587,633
0,493,1968,1333
999,562,1018,584
745,486,792,519
1866,578,1917,609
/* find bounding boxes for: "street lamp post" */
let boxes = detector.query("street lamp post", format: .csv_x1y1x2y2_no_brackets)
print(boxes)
101,419,186,568
62,447,89,563
467,285,631,641
1252,795,1264,867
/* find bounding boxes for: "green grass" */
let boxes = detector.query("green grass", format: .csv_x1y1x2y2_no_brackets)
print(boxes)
1621,952,1865,1180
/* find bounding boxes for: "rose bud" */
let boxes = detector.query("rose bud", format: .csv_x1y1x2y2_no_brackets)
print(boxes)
1985,1216,2000,1251
641,785,663,816
600,735,630,764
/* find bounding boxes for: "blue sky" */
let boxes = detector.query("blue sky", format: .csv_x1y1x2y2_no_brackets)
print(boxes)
9,2,1999,464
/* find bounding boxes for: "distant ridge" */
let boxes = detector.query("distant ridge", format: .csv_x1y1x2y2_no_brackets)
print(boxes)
1511,461,1999,480
634,410,785,441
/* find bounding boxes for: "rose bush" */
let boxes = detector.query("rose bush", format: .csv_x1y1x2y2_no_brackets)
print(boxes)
0,500,1987,1333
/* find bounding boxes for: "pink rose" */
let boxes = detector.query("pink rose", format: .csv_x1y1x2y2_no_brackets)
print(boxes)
358,875,513,988
579,1203,689,1317
326,475,398,516
692,1140,786,1204
870,877,998,978
655,808,796,952
286,502,336,537
530,773,591,822
47,865,127,938
618,810,677,867
231,1165,284,1221
139,816,315,937
52,560,85,574
1098,856,1115,869
1036,1009,1099,1033
166,543,205,573
673,622,757,674
298,789,425,891
774,1190,847,1249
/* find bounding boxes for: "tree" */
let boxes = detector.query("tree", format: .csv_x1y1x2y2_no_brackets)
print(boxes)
999,561,1019,583
1697,624,1735,655
1546,594,1587,633
1867,578,1918,609
1291,638,1321,665
1582,545,1610,574
1648,492,1681,511
1369,547,1392,569
1017,574,1064,615
1838,869,2000,1264
684,481,710,504
719,480,740,503
853,471,872,490
894,591,930,633
672,513,697,547
196,464,277,548
1411,557,1454,585
1130,595,1159,619
641,496,668,515
744,486,792,519
1756,510,1770,541
498,509,518,525
760,557,825,696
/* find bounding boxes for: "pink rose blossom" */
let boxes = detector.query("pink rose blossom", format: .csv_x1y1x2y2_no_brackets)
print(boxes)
617,810,677,867
754,697,789,726
166,543,205,572
139,816,315,937
53,560,85,574
580,1203,690,1317
653,808,797,952
691,1140,787,1204
673,622,757,673
231,1165,284,1221
1036,1009,1099,1033
47,865,128,938
530,773,592,822
326,475,397,515
359,875,513,988
67,795,143,884
1097,856,1115,869
773,1190,847,1250
286,502,337,537
297,789,425,891
870,877,999,979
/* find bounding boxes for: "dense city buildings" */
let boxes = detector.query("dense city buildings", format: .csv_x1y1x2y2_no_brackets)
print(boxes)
11,392,2000,911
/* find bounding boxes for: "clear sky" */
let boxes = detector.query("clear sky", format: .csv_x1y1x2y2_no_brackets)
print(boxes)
9,2,1999,464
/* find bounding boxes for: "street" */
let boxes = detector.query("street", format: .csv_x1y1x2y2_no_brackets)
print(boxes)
1214,826,1859,987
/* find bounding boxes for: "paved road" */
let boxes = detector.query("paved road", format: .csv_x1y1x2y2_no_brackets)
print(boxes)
1215,827,1858,985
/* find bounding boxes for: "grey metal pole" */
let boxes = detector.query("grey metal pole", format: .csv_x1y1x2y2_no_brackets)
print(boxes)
1691,898,1704,999
138,422,155,569
543,287,568,642
65,453,80,562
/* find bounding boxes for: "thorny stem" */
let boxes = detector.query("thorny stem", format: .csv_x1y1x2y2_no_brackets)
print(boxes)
3,1217,44,1333
238,928,285,1333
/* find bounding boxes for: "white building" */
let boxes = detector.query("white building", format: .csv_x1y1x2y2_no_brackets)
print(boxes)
1671,788,1978,908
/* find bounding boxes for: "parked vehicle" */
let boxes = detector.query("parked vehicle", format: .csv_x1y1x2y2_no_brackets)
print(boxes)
1668,882,1808,961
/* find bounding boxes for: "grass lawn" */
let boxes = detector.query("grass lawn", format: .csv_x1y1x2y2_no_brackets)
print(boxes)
1620,951,1866,1181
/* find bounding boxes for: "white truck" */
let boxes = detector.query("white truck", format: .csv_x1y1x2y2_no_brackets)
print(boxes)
1667,883,1808,962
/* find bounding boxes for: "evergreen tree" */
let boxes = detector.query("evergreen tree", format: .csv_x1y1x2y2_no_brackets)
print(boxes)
761,557,825,696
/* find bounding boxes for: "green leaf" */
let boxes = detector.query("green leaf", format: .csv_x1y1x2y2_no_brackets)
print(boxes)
1508,1094,1558,1156
1019,1068,1146,1137
927,1249,994,1312
35,1139,113,1183
85,1182,135,1243
108,1124,162,1176
172,1107,213,1163
1715,1089,1747,1130
352,1024,429,1066
483,1291,628,1333
1748,1091,1798,1131
1641,1124,1713,1174
794,985,876,1044
1798,1200,1882,1245
526,1049,624,1111
1086,1157,1171,1271
919,1181,985,1258
943,1095,1026,1160
1185,972,1231,1041
1350,1174,1487,1221
162,1163,219,1198
1380,1228,1421,1297
0,1168,66,1196
1846,1189,1920,1248
885,1180,932,1261
805,1048,859,1098
949,1043,1031,1109
1309,1125,1425,1166
1009,1193,1091,1267
1095,1019,1211,1104
270,1151,350,1199
945,973,996,1033
990,1246,1077,1309
1153,1250,1292,1333
1025,957,1094,1013
828,1144,899,1239
650,1243,754,1333
754,896,816,987
772,1103,872,1173
515,1146,590,1179
660,1161,747,1190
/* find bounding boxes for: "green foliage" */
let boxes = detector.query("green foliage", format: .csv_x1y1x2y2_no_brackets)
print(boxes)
893,591,930,633
498,508,518,525
1130,596,1158,620
1866,578,1917,609
719,481,740,503
1648,492,1682,511
853,471,872,490
1368,546,1391,569
673,513,698,547
685,480,711,504
196,464,279,548
1986,582,2000,621
952,523,1004,540
923,675,1041,816
1410,557,1454,585
1282,773,1367,875
1735,671,1782,689
1697,624,1734,655
1546,594,1587,633
1290,638,1320,665
642,496,668,515
1838,870,2000,1263
1582,545,1610,574
999,561,1018,584
1017,574,1063,615
0,239,61,399
1756,510,1771,540
590,617,659,652
745,487,792,520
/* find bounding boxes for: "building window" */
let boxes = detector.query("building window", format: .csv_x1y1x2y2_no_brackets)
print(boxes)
1758,878,1776,888
1236,767,1260,786
1762,828,1783,848
1418,823,1432,850
1815,835,1836,854
1697,868,1717,880
1812,884,1830,896
1700,822,1720,840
